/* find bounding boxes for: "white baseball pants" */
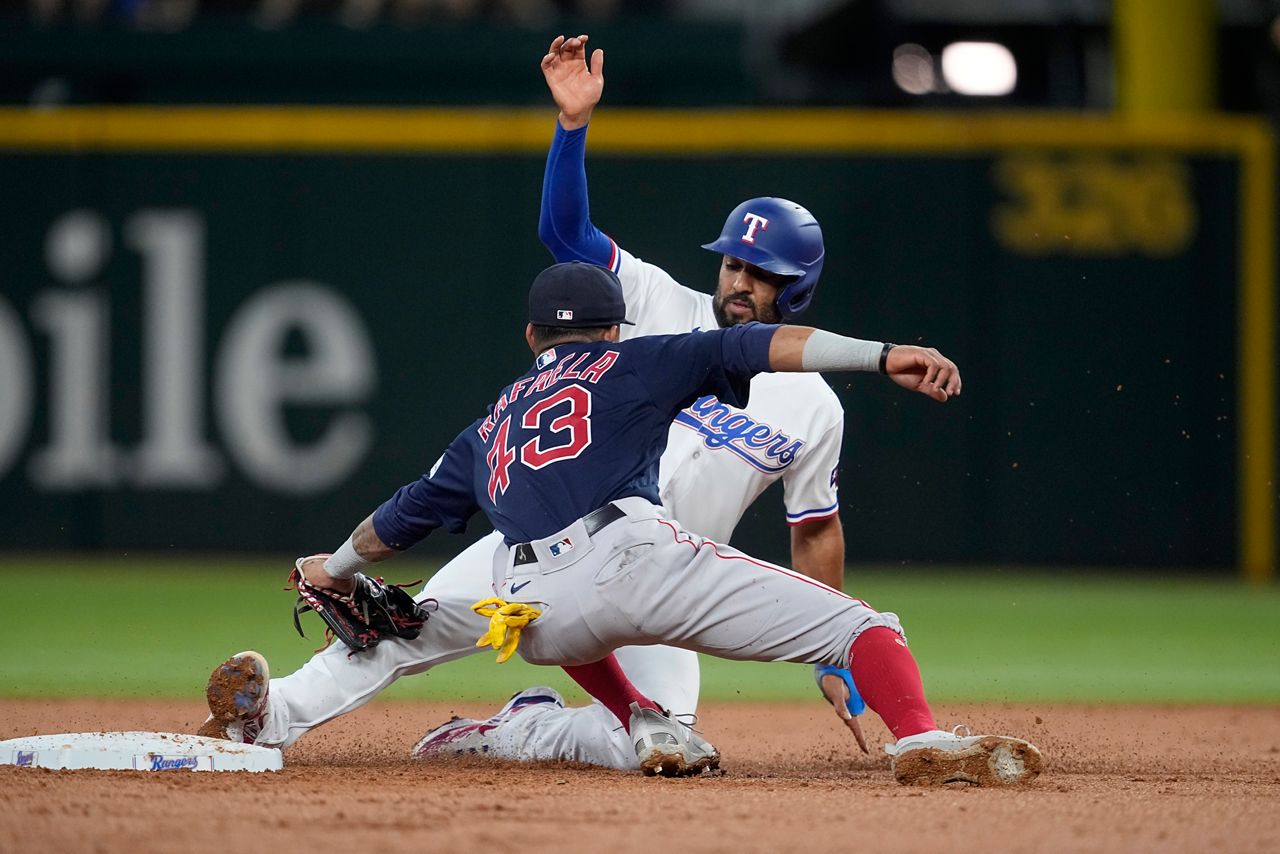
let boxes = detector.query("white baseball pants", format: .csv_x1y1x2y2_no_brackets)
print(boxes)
490,497,902,671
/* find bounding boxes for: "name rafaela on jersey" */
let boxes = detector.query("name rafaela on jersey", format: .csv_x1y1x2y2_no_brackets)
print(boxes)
675,395,805,473
476,347,619,442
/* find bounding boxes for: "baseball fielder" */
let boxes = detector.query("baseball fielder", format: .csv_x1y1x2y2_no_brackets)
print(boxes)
208,259,1041,785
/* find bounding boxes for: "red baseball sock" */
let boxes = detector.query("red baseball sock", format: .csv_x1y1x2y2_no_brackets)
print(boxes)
561,655,660,734
848,626,938,741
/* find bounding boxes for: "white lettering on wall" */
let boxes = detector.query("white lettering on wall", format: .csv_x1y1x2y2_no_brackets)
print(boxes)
27,291,119,487
3,208,378,496
27,210,119,487
126,210,222,486
216,281,376,495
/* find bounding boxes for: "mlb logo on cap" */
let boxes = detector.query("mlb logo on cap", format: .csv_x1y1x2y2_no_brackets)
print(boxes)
528,262,633,328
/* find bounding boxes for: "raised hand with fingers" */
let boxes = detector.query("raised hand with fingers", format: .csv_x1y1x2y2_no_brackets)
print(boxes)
541,33,604,130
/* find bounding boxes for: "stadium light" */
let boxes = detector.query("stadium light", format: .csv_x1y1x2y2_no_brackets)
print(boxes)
941,41,1017,96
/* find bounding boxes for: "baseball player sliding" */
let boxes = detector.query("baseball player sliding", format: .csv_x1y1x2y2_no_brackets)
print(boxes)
204,259,1042,785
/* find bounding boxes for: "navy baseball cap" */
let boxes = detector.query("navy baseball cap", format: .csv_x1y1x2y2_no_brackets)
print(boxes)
528,262,633,328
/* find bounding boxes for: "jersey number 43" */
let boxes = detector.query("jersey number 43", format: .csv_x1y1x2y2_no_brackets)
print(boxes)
486,385,593,501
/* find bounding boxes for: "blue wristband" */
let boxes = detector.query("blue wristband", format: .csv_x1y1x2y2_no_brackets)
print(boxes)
814,664,866,716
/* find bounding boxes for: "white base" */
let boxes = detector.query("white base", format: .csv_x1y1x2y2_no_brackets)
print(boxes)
0,731,283,772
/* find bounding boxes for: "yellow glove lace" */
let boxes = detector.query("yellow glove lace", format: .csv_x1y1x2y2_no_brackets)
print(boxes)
471,597,543,663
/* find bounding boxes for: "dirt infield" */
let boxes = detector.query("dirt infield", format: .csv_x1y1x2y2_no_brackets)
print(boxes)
2,698,1277,854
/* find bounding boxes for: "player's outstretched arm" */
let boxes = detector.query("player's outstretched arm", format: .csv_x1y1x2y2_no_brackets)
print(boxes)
767,326,962,402
542,34,604,130
538,34,616,267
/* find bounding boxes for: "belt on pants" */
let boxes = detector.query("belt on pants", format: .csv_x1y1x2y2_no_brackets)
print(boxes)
512,503,626,566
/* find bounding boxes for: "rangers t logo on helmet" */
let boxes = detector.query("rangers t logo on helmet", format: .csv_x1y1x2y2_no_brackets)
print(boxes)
740,213,770,244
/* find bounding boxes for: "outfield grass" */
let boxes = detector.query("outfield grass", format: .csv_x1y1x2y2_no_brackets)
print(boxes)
1,558,1276,705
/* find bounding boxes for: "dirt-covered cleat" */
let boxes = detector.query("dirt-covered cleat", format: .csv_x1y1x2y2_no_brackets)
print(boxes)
629,702,720,778
195,651,270,744
887,725,1043,787
411,686,564,759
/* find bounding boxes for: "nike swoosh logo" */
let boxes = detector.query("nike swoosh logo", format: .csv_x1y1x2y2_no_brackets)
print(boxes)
510,580,532,594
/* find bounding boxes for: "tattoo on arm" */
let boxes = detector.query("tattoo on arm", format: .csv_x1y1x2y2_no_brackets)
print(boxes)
352,514,398,563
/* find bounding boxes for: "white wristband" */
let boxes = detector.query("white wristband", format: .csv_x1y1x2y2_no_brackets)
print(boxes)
324,537,370,580
800,329,884,373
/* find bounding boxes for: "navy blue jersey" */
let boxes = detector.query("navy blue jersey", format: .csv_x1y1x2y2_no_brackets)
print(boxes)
372,324,776,548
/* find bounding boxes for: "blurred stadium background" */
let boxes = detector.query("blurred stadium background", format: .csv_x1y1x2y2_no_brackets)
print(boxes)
0,1,1276,704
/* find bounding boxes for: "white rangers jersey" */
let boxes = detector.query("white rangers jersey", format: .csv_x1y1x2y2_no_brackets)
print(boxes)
610,245,844,543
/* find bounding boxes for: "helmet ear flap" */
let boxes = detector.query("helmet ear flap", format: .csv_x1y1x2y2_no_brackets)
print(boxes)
775,279,816,319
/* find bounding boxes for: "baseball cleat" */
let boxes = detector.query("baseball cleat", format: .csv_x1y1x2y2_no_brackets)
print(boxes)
886,725,1043,787
411,686,564,759
195,651,270,744
629,702,720,778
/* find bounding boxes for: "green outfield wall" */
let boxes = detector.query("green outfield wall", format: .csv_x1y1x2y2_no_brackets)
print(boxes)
0,108,1272,577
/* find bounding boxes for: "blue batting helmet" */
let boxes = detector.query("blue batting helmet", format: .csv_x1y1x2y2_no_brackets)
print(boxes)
701,197,825,319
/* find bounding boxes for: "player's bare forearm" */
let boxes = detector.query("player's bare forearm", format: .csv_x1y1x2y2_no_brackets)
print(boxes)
542,34,604,131
350,514,398,562
789,516,845,591
767,326,962,402
767,326,815,369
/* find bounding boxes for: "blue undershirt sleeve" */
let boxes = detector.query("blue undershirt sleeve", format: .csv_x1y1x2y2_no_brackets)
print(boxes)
538,123,616,265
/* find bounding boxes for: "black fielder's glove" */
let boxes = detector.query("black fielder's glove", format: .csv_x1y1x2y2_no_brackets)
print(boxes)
288,558,431,653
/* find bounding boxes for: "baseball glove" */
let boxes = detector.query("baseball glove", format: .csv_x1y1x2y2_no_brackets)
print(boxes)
287,559,431,653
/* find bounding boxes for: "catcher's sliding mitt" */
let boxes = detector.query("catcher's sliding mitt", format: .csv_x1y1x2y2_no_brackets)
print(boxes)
288,558,431,653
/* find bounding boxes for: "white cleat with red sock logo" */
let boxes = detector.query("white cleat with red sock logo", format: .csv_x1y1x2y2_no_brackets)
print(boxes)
886,725,1043,787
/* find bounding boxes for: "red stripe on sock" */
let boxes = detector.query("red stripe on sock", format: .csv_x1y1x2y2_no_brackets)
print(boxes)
848,626,937,741
561,655,660,734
